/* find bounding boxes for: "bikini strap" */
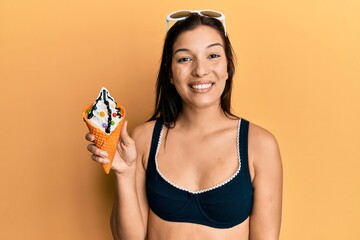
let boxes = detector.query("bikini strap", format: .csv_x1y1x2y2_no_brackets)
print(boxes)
148,119,163,166
239,119,250,178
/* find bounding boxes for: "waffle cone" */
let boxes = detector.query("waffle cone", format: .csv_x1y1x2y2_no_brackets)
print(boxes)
83,104,126,174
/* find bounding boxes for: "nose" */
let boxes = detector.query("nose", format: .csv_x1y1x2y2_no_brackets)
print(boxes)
192,59,209,78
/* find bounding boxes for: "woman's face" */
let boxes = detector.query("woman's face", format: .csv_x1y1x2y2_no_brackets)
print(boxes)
171,25,228,110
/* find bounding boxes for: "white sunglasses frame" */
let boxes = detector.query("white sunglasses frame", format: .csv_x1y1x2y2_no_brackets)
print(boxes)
165,10,226,35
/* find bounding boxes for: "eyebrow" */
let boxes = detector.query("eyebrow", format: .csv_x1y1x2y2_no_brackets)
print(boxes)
173,43,224,56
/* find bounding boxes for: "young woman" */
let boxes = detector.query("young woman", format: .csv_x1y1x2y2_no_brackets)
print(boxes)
86,11,283,240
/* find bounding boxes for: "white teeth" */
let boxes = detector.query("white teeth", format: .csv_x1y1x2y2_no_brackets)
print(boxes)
191,83,212,90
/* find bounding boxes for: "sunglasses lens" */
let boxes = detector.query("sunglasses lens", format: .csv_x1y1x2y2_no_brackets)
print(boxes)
200,11,222,18
170,11,192,19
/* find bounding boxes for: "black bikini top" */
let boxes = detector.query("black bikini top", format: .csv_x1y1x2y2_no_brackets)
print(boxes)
146,119,253,229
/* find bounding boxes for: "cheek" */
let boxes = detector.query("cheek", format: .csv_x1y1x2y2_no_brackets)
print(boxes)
217,63,228,81
171,66,187,82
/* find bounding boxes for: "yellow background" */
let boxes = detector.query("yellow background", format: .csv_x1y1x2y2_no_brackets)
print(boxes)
1,0,359,239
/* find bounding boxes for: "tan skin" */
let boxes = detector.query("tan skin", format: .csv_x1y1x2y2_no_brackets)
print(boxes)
86,26,282,240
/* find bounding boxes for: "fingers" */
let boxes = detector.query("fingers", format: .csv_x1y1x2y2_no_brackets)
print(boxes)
120,120,134,146
120,120,129,139
87,144,109,164
85,132,95,142
90,153,110,164
87,144,108,157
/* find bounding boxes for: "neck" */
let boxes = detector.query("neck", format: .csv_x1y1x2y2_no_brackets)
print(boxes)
176,104,229,131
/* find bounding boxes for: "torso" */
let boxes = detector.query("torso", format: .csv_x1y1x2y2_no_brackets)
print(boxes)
147,212,250,240
144,118,254,239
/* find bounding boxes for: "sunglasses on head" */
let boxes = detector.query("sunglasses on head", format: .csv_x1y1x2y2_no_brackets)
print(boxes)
166,10,226,35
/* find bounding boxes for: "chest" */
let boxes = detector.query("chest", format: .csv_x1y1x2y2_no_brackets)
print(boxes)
156,129,239,192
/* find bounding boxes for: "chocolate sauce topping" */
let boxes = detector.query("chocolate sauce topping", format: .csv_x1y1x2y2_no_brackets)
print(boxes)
87,88,122,134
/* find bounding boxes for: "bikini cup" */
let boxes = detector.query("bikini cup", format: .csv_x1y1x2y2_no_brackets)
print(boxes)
146,118,253,229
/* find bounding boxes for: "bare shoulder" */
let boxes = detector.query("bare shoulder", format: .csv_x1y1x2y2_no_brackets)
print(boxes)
248,123,279,152
248,122,282,172
130,120,157,169
131,120,156,142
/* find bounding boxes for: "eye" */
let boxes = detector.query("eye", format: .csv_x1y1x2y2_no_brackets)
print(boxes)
177,57,192,63
209,54,220,59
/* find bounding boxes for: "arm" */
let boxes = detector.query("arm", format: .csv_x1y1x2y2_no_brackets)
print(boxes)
248,123,283,240
111,168,145,240
86,121,150,240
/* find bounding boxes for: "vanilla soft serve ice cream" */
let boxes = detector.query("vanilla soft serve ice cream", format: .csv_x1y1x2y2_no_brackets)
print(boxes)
83,87,126,174
86,87,123,135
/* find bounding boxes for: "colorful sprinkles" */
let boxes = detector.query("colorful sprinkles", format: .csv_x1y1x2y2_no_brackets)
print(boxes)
87,88,123,134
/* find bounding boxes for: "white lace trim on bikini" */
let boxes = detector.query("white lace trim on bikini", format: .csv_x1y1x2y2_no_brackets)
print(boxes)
155,119,242,194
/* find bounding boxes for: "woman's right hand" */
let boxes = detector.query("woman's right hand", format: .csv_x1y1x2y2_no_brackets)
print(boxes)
85,120,137,175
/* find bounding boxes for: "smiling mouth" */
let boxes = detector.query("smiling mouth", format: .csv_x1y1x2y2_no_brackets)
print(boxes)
190,83,213,90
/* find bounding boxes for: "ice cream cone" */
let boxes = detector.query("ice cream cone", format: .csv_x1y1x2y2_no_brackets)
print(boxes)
83,104,126,174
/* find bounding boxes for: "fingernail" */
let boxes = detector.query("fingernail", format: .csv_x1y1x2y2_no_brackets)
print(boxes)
103,159,110,164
